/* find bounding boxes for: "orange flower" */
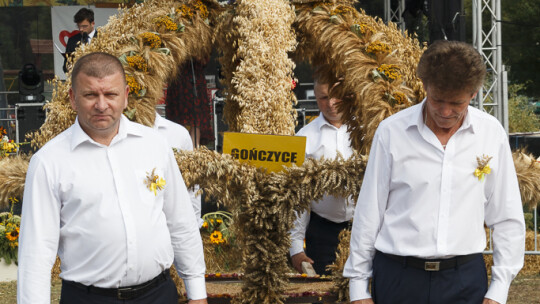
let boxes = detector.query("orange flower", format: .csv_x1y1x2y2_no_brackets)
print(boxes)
6,227,19,241
210,230,225,244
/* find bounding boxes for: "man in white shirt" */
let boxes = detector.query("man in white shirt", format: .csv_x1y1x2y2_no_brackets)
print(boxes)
290,76,354,275
154,112,203,227
18,52,207,304
344,40,525,304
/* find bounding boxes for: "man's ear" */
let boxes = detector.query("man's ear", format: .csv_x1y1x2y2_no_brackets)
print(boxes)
124,84,130,109
471,91,478,100
69,88,77,111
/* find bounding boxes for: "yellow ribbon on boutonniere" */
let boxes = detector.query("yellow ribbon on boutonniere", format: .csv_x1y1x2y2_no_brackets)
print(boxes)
145,168,166,196
474,155,493,181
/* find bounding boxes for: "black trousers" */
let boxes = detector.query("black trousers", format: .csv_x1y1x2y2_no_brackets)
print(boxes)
371,251,488,304
60,273,178,304
305,212,349,275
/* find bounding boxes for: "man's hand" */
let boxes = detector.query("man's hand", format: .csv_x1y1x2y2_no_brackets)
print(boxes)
351,299,374,304
188,299,208,304
482,298,499,304
291,252,314,273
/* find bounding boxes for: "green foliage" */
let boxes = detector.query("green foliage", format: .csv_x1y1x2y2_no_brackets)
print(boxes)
508,84,540,133
501,0,540,98
524,211,540,232
0,197,20,265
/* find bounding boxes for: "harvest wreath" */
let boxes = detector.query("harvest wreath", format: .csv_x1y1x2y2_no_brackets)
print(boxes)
1,1,539,304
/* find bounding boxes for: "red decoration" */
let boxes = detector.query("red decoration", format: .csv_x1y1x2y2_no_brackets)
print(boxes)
59,30,80,47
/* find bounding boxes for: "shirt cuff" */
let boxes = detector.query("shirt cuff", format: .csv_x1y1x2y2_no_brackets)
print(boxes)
289,241,304,257
485,279,510,304
348,277,371,301
183,277,207,300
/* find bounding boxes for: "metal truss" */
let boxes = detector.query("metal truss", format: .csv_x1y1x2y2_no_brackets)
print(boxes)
472,0,508,132
384,0,406,31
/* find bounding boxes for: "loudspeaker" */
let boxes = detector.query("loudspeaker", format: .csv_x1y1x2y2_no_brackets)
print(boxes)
16,103,45,153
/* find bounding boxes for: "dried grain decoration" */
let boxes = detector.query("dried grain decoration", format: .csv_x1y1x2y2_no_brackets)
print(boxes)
327,229,351,302
513,150,540,208
174,147,368,303
216,0,298,136
0,1,537,302
293,1,425,154
27,0,217,151
0,155,30,208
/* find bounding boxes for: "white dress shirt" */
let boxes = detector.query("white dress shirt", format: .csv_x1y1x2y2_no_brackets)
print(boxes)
87,28,96,43
18,115,206,303
154,113,203,226
289,114,355,257
343,101,525,304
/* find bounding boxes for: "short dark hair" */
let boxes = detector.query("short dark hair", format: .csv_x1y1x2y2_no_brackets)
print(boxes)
417,40,486,93
74,8,94,24
313,65,338,87
71,52,126,90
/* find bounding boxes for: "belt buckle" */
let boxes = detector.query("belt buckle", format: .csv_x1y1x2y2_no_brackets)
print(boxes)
424,261,440,271
117,287,134,300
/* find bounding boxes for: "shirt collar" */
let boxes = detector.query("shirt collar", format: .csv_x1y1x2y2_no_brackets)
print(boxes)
153,112,165,130
407,99,475,134
315,113,345,131
70,115,143,150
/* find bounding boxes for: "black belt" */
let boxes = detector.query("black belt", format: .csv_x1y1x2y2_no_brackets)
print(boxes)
380,251,480,271
63,269,170,300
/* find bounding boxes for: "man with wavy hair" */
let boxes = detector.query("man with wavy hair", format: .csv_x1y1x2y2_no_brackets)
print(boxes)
344,40,525,304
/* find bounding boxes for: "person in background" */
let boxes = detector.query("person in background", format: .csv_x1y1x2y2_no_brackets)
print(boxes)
165,58,214,149
154,111,203,227
289,73,354,275
18,52,207,304
63,8,98,73
344,40,525,304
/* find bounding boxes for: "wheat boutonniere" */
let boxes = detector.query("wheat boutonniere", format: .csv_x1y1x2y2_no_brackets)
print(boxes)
145,168,166,196
474,155,493,181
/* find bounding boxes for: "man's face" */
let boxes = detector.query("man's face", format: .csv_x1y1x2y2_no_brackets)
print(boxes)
424,84,477,131
69,72,129,144
315,82,342,127
77,19,95,34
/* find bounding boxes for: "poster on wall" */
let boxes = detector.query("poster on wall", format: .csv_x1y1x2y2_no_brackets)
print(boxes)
51,6,118,79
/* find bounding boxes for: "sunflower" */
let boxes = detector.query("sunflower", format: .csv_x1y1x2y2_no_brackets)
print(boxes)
210,230,225,244
6,227,19,242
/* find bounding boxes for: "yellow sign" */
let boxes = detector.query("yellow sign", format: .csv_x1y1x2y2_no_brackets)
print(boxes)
223,132,306,173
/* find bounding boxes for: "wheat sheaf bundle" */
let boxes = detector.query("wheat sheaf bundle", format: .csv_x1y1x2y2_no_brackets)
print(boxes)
513,150,540,208
28,0,218,151
0,1,539,303
293,0,425,154
216,0,297,136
